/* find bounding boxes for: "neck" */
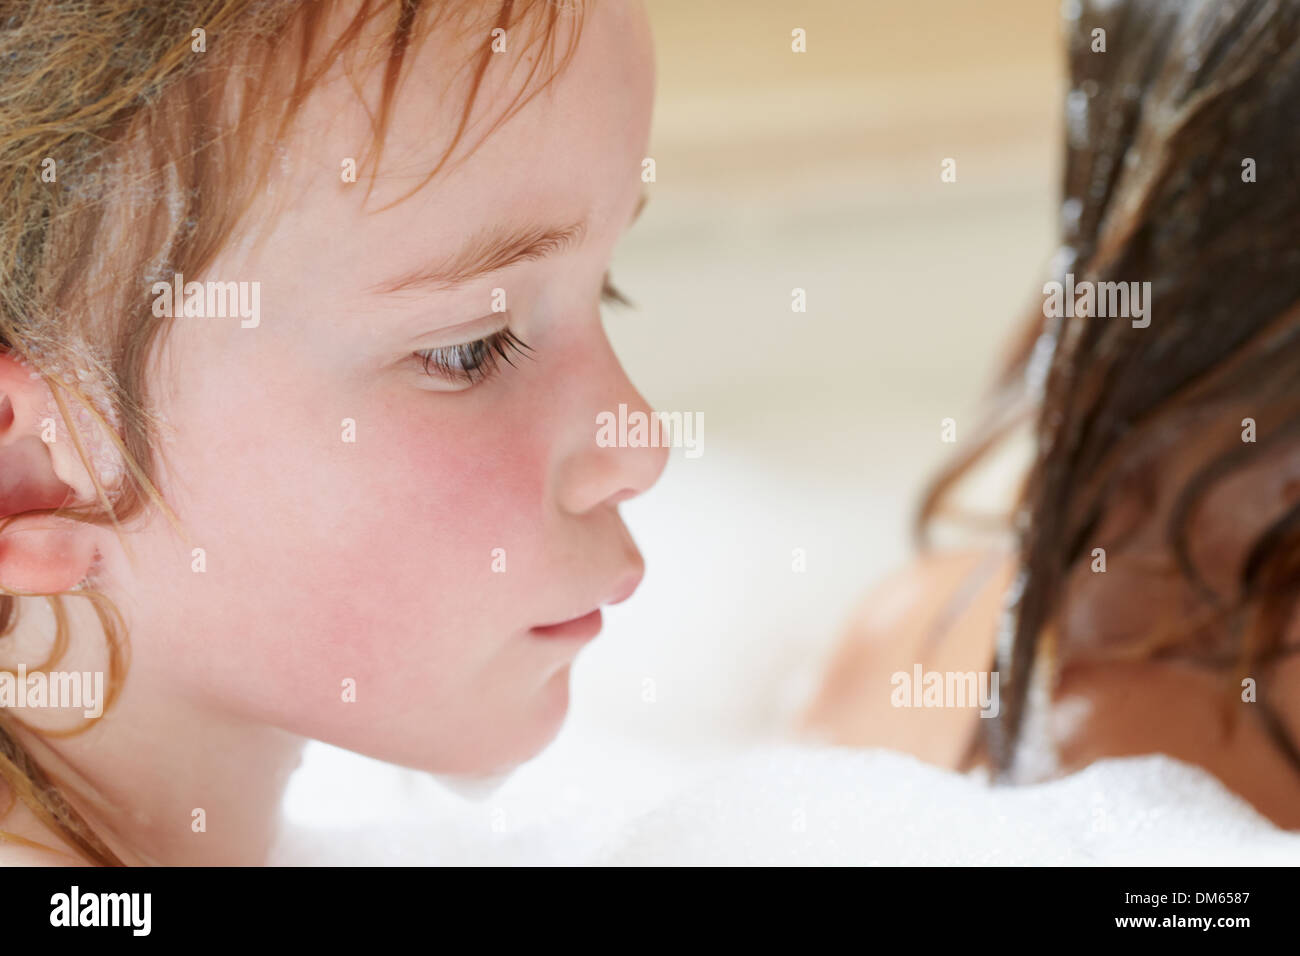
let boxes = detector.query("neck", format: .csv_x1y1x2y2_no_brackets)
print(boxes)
12,669,305,865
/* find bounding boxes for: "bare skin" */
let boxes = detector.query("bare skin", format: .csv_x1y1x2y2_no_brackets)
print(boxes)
799,549,1012,770
2,0,663,865
798,545,1300,829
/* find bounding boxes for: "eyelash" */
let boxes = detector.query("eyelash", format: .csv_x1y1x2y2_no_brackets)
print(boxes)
415,327,532,385
413,273,633,385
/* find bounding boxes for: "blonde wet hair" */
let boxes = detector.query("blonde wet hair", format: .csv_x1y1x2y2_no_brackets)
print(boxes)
0,0,584,866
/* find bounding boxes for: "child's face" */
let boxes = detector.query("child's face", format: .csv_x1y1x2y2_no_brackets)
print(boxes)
113,2,664,774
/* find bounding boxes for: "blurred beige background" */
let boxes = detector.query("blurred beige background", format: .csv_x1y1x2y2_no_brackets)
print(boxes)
597,0,1064,739
288,0,1069,843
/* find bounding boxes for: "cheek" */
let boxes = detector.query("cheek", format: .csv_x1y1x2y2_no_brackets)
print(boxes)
285,393,555,673
148,371,556,714
389,397,550,560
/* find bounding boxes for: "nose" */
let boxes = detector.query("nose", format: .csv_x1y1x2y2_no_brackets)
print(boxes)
555,339,669,516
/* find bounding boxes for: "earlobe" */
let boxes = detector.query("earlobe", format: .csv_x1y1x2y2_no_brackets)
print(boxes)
0,522,96,594
0,354,99,595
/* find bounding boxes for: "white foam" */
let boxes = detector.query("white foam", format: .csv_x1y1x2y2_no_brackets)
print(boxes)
269,742,1300,865
596,746,1300,866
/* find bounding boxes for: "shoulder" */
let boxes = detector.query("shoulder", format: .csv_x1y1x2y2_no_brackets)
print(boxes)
797,547,1015,768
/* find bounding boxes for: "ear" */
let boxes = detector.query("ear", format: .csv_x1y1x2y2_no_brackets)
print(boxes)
0,353,98,594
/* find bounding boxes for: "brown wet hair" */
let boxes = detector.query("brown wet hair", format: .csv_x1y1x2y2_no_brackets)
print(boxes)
918,0,1300,775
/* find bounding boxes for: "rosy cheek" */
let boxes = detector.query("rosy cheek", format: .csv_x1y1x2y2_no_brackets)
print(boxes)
321,391,556,662
395,400,550,550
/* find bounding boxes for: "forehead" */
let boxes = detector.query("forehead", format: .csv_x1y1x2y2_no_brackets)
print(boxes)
247,1,653,272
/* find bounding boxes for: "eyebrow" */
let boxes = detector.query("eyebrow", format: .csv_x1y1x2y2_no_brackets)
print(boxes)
367,191,650,297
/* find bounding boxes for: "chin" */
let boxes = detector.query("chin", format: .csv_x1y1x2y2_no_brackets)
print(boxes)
412,668,575,776
487,669,573,771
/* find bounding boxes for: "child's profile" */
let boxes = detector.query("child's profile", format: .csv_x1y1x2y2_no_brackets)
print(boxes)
0,0,662,866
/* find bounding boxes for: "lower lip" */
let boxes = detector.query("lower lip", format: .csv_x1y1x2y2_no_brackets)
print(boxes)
529,608,603,641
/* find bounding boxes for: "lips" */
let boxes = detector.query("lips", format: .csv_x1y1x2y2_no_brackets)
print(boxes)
529,569,643,640
529,608,603,640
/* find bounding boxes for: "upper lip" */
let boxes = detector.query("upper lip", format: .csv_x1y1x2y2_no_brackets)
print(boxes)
532,568,644,630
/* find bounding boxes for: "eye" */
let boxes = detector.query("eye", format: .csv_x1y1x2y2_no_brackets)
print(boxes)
414,328,532,386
